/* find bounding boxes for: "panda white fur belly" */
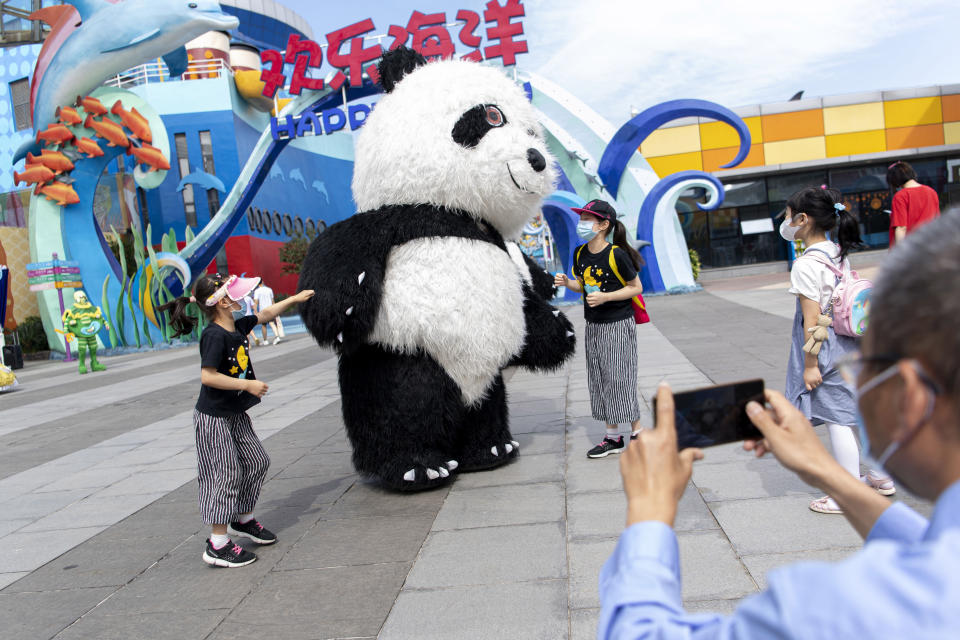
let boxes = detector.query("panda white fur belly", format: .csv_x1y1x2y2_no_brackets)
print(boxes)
369,236,526,405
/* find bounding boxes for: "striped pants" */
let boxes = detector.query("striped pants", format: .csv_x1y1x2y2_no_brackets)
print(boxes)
585,317,643,425
194,409,271,525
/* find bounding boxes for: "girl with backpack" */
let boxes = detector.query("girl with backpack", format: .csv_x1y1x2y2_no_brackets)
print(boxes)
780,186,894,514
554,199,647,459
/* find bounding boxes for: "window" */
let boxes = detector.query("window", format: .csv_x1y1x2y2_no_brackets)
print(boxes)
262,209,272,233
273,212,282,235
294,216,303,236
174,133,197,226
247,207,256,230
283,214,292,235
137,187,150,229
10,78,31,131
198,131,220,218
722,180,767,208
305,219,316,236
766,170,827,203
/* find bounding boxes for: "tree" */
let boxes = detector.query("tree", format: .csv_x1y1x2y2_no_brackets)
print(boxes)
278,228,317,275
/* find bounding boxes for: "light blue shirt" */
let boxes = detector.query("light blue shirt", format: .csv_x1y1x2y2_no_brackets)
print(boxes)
598,480,960,639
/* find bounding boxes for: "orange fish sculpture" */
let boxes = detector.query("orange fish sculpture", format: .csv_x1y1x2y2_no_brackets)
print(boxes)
75,137,105,159
56,105,83,126
26,150,75,174
111,100,152,143
36,123,75,146
76,95,108,117
84,115,129,148
38,181,80,206
127,143,170,172
14,164,55,188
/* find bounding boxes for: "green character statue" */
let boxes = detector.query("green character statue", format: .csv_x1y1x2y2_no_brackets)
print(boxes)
62,290,107,374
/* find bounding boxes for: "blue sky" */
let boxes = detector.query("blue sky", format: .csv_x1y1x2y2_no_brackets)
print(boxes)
282,0,959,124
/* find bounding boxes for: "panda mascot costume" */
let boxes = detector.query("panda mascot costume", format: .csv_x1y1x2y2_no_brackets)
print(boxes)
299,48,575,491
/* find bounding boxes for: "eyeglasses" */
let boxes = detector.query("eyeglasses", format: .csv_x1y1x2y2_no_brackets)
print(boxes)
837,352,942,395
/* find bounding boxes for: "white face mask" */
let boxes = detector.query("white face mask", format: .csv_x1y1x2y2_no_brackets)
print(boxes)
780,216,799,242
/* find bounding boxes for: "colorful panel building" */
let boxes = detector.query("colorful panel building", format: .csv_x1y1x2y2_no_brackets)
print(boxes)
641,86,960,268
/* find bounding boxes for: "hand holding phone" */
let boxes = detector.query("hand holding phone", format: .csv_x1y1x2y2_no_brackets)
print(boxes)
653,379,765,449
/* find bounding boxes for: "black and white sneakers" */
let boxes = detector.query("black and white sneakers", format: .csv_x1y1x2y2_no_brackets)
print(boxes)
587,436,625,458
228,519,277,545
202,539,258,568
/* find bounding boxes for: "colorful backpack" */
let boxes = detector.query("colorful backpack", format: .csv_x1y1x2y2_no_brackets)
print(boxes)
574,244,650,325
804,249,872,337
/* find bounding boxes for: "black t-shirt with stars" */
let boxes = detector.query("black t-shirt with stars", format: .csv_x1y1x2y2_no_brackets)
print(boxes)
573,244,637,324
195,316,261,417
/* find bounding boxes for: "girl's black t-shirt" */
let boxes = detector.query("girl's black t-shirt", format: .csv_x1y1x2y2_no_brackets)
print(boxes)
573,244,637,324
195,316,261,417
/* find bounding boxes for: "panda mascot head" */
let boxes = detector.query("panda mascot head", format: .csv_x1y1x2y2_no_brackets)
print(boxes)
352,48,557,239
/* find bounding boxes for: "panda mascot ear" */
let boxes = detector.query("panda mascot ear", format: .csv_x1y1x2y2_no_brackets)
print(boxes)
377,47,429,93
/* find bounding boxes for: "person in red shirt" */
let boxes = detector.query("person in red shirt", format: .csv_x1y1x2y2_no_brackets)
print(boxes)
887,160,940,247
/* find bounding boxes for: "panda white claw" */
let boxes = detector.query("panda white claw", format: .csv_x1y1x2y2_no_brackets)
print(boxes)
566,331,575,337
426,468,440,480
505,443,513,454
357,271,366,285
403,469,416,482
345,306,354,316
552,310,560,317
438,467,449,478
336,332,343,343
447,460,459,470
510,440,519,448
491,446,499,456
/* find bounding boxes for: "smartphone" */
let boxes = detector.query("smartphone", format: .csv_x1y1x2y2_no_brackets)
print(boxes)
653,379,764,449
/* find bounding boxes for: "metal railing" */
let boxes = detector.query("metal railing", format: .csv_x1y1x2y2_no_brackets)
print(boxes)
102,58,233,89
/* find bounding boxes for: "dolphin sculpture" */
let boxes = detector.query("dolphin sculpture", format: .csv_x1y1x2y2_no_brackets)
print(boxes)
16,0,239,163
177,167,227,194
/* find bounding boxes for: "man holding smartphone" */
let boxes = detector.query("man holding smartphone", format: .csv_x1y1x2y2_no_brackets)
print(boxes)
599,214,960,639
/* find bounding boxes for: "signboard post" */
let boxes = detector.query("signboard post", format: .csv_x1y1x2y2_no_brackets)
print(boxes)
26,252,82,361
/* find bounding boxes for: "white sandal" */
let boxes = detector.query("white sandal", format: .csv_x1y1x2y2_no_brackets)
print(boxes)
809,496,843,514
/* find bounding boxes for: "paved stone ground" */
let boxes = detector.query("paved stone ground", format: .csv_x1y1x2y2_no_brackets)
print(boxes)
0,266,932,639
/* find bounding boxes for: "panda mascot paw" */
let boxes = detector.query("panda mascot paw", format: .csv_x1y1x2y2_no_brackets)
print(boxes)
299,47,575,492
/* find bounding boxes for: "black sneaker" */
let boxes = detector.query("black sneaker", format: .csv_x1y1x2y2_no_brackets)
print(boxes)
587,436,625,458
228,519,277,545
202,539,257,568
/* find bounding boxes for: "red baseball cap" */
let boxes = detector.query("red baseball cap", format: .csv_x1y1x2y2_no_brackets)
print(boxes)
571,199,617,222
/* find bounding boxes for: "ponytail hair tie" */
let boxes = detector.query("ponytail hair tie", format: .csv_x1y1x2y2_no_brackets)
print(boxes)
834,203,846,212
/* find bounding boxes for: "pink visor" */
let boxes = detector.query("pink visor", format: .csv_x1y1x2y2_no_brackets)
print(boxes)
205,275,261,306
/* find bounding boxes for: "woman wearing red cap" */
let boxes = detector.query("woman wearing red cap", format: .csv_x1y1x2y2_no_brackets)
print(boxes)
159,274,314,567
555,199,646,458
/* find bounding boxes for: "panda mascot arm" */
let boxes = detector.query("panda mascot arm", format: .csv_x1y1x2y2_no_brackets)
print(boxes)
297,210,393,350
505,243,574,372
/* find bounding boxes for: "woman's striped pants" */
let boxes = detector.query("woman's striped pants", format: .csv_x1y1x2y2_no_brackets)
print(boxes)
585,317,643,425
194,409,270,525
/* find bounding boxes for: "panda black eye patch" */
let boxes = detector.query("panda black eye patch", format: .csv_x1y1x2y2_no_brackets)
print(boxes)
452,104,507,148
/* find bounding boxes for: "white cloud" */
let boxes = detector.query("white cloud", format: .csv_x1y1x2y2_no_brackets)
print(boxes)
522,0,951,123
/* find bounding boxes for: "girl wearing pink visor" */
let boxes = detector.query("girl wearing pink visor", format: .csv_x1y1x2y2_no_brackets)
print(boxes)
159,274,314,567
